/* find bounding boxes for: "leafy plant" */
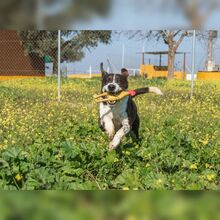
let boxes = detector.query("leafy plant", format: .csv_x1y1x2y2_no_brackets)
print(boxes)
0,77,219,189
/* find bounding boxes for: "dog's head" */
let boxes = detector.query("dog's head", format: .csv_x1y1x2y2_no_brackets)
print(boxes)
100,63,129,94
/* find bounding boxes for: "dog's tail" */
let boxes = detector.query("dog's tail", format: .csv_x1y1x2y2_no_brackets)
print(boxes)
130,87,163,97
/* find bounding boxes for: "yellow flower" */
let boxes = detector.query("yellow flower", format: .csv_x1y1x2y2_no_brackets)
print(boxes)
207,174,215,181
125,151,130,156
205,163,213,169
145,163,150,168
0,144,5,149
126,216,137,220
134,144,139,149
200,139,209,145
156,179,163,184
190,164,197,170
122,187,129,190
114,158,119,163
15,174,22,182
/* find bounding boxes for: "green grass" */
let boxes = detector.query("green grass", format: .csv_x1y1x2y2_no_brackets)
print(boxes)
0,77,219,189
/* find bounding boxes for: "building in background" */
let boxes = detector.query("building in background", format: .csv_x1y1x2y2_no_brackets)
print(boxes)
0,30,45,76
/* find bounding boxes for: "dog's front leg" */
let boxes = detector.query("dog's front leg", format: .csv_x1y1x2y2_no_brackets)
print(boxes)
102,116,115,141
109,118,130,151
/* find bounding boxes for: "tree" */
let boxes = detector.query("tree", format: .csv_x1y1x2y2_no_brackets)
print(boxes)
1,0,111,29
158,30,188,79
176,0,219,29
125,30,188,79
18,30,112,74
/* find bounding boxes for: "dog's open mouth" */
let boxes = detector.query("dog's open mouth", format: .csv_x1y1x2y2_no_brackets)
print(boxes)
106,91,121,106
108,100,117,106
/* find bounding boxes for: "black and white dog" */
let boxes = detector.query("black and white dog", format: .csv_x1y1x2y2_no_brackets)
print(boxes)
99,63,163,150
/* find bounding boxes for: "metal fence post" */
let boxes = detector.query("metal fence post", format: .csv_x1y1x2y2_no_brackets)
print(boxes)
58,30,61,102
191,30,196,99
122,44,125,68
89,65,92,78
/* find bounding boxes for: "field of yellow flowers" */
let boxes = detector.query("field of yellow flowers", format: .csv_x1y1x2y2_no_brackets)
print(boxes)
0,77,219,190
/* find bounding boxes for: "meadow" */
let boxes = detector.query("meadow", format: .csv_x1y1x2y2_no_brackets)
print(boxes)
0,77,219,190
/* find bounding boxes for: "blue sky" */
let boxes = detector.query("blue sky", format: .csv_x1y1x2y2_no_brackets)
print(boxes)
71,0,220,74
74,0,220,30
71,32,220,74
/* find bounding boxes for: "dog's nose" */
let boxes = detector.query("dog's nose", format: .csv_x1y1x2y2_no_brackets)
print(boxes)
108,84,116,92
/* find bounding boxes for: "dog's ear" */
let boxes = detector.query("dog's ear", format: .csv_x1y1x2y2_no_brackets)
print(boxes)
121,68,129,77
100,62,107,77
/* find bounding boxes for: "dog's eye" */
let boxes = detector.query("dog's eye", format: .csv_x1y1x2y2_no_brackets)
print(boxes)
107,76,113,82
116,75,121,81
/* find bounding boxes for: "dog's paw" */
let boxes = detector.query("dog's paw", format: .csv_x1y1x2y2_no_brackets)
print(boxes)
108,134,114,141
108,141,119,151
108,138,120,151
108,142,116,151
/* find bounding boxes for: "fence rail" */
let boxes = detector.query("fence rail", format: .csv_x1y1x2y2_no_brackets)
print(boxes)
0,30,193,79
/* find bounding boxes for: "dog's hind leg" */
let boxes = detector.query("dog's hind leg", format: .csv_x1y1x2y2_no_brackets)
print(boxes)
131,115,140,142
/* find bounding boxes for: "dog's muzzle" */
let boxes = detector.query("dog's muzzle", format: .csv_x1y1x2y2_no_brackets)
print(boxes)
105,83,121,94
108,84,116,92
102,83,122,106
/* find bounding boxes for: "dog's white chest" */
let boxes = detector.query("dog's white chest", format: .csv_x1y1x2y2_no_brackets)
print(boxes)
99,97,129,126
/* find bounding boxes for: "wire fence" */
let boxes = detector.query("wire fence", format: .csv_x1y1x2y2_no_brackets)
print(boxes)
0,30,220,79
0,30,51,76
2,30,220,101
0,30,116,78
